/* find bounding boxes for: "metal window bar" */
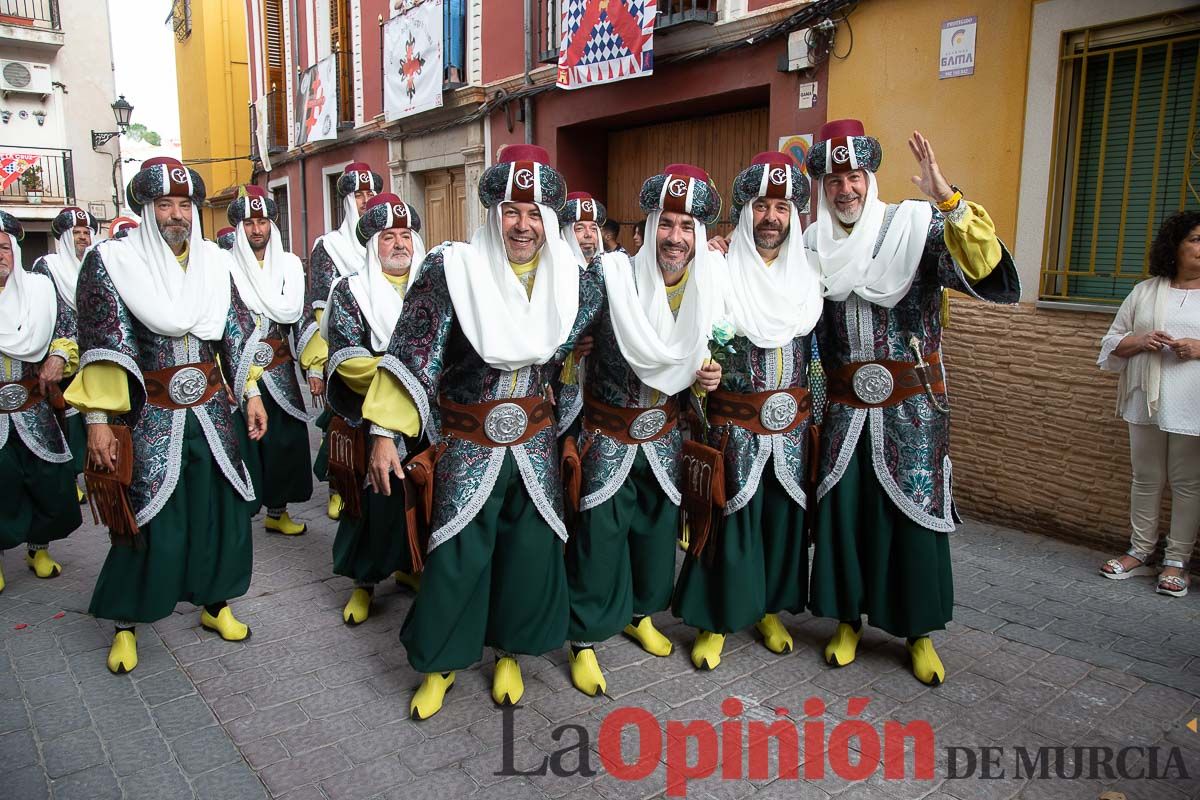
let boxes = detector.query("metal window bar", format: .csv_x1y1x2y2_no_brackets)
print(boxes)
0,0,59,29
1039,29,1200,304
249,88,289,163
537,0,559,65
333,48,355,130
658,0,717,29
0,146,74,205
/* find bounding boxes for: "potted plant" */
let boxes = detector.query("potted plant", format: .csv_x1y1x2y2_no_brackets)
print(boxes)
21,165,44,203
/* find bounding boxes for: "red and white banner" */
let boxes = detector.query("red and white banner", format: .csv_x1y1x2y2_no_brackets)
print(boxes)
0,153,41,191
556,0,655,90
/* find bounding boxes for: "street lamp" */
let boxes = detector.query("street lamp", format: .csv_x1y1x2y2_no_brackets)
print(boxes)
91,95,134,149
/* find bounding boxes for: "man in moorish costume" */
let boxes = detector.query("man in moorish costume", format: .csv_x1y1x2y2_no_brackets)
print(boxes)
216,226,237,251
672,152,822,668
66,157,268,674
32,206,100,506
323,193,425,626
564,165,724,696
226,185,313,535
299,162,382,521
806,121,1019,685
363,144,599,719
0,211,82,591
556,190,608,437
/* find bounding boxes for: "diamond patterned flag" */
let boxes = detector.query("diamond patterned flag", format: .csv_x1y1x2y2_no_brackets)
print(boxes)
557,0,655,90
0,153,41,191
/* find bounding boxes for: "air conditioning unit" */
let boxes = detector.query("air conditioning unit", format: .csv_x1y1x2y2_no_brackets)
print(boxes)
0,60,52,96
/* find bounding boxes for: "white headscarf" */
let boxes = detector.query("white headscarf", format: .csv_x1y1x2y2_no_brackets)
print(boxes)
40,226,87,311
317,194,367,277
442,203,579,371
561,220,598,268
602,210,726,395
0,233,57,362
804,171,932,308
322,227,427,352
724,202,822,348
228,221,305,324
97,205,232,340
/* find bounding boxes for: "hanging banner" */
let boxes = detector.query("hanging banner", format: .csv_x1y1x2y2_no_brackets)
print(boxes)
255,94,273,172
293,54,338,146
0,153,42,190
557,0,656,90
384,0,444,121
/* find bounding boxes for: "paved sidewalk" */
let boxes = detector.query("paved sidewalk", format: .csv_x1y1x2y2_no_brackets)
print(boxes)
1,457,1198,799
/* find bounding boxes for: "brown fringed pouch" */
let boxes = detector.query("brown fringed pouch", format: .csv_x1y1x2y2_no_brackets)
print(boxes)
84,425,140,546
327,416,366,519
681,429,728,562
403,442,445,574
560,436,585,519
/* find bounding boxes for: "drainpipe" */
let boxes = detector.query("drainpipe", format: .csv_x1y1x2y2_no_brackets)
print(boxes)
522,0,533,144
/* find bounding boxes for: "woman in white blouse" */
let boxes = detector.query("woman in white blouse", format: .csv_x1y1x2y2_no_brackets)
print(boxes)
1098,211,1200,597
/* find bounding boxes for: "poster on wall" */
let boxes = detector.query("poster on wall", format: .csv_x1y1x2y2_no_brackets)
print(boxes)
384,0,444,121
777,134,814,214
557,0,656,90
939,16,977,79
293,54,338,146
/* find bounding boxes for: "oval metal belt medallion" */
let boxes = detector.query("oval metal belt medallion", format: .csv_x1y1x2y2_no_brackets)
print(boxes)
0,383,29,412
253,342,275,368
168,367,209,406
628,408,667,441
759,391,798,432
852,364,894,405
484,402,529,445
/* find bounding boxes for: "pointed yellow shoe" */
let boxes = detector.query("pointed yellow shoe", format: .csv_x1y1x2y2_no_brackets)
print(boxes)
26,549,62,579
0,561,5,593
755,613,794,654
107,630,138,674
691,631,725,670
327,492,344,521
410,672,455,720
678,522,690,552
824,622,862,667
342,588,372,625
569,648,607,697
265,511,307,536
76,484,86,504
393,570,421,592
624,616,672,657
200,607,251,642
907,637,946,686
492,657,524,706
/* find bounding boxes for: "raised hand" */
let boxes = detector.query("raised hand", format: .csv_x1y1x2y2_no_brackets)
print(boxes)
908,131,955,204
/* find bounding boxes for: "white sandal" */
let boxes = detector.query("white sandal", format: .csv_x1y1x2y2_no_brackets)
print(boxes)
1100,548,1154,581
1156,559,1190,597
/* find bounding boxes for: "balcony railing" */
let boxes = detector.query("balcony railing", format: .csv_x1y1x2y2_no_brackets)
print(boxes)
659,0,717,29
249,88,287,163
535,0,559,65
0,0,60,30
0,146,74,205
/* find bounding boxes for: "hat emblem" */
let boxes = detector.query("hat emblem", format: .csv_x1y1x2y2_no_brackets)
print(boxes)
580,199,594,215
170,167,188,183
392,203,407,222
249,197,265,212
768,167,787,185
667,178,689,198
831,145,851,165
513,168,535,191
355,172,370,187
74,210,87,224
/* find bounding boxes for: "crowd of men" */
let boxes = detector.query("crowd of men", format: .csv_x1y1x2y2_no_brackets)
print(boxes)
0,119,1018,720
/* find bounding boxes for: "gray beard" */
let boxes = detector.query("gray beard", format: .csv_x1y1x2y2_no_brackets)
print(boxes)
162,225,190,248
834,205,863,225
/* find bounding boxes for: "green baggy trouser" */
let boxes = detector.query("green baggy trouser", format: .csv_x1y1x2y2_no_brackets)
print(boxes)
567,450,678,643
232,408,262,516
399,452,568,673
312,407,332,483
65,412,86,474
672,466,807,633
0,435,81,551
808,430,954,638
332,473,412,585
241,389,314,510
89,411,253,624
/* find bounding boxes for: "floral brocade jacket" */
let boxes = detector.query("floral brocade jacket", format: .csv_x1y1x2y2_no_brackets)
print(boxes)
376,246,603,551
76,252,261,526
814,205,1020,532
296,239,344,361
250,314,310,424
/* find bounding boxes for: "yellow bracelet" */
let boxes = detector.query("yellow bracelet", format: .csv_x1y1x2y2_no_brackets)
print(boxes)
936,190,963,212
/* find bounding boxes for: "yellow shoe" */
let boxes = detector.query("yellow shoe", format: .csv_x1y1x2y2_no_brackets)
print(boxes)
76,484,86,504
25,549,62,579
623,616,673,657
492,657,524,706
907,637,946,686
678,521,690,551
569,648,607,697
265,511,307,536
327,493,344,521
0,561,5,593
691,631,725,670
410,672,455,720
755,613,794,654
393,570,421,592
200,606,251,642
107,630,138,674
824,622,862,667
342,588,372,625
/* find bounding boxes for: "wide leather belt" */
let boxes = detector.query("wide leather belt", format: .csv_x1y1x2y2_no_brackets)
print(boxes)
0,377,45,413
707,387,811,436
827,351,944,409
252,338,292,371
439,394,553,447
583,393,679,445
144,362,224,410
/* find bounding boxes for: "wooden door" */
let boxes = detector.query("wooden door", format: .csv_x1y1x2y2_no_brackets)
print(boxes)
606,107,769,248
423,167,467,247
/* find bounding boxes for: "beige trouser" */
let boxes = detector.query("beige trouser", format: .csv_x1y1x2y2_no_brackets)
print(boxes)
1128,423,1200,565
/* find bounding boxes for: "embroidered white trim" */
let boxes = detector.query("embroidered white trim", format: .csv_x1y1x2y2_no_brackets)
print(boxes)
260,370,313,422
579,438,638,511
868,409,954,532
772,433,808,510
378,353,431,434
328,345,373,377
556,384,584,436
816,408,867,500
136,408,187,527
0,414,9,450
235,325,263,408
85,412,110,425
192,405,257,502
13,410,71,463
724,434,771,515
427,446,505,552
512,441,568,542
296,320,320,363
643,440,682,507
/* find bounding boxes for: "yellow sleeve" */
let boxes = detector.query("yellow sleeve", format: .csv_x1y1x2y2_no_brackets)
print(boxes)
335,355,382,396
943,200,1003,283
361,369,421,437
64,362,131,415
246,365,263,394
300,309,329,373
559,352,578,386
49,338,80,378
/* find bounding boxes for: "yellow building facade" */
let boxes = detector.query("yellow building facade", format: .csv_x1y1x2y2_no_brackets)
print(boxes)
172,0,252,237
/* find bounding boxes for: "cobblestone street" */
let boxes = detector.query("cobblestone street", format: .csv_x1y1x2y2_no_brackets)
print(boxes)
2,440,1199,800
